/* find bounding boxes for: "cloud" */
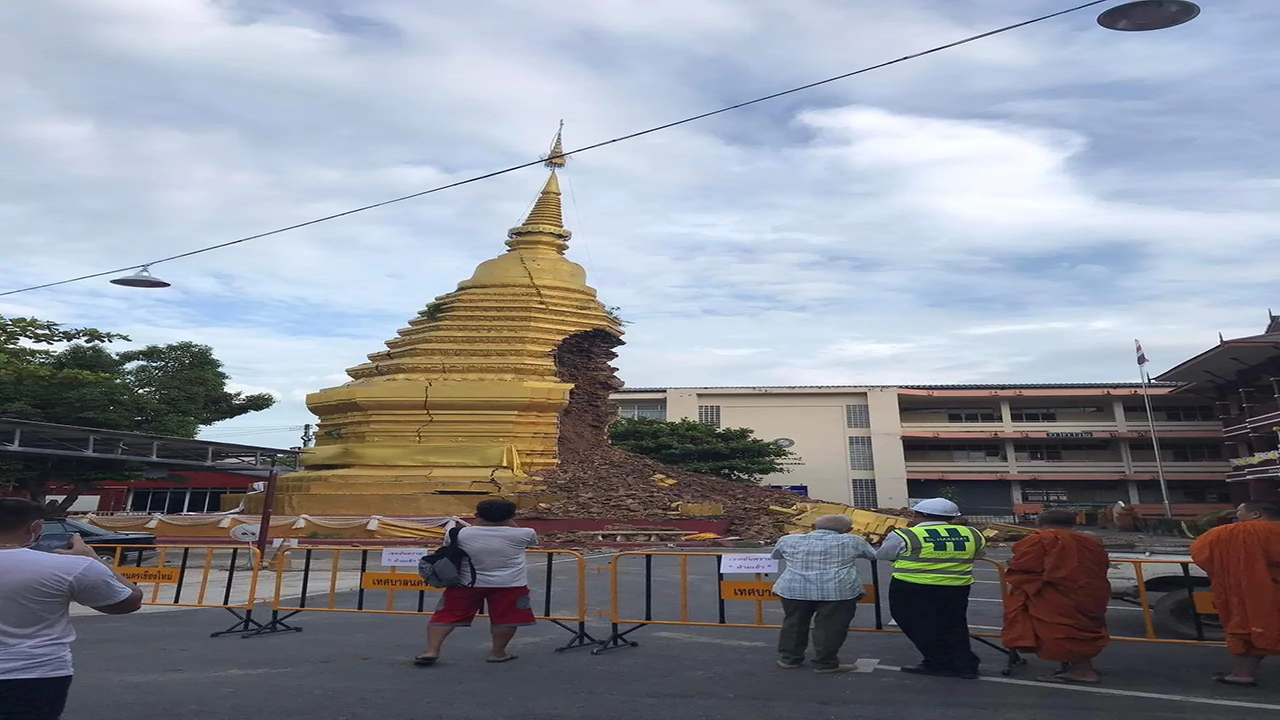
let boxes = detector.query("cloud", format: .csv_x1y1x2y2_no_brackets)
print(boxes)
2,0,1277,449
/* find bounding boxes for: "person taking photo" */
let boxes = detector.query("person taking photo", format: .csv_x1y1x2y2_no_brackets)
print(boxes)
0,498,143,720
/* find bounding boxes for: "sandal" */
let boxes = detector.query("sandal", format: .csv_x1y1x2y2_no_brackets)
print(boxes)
1212,673,1257,688
486,654,519,664
412,655,438,667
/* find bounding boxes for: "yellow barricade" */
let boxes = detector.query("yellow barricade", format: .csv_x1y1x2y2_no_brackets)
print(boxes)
592,552,1014,663
249,547,595,650
95,544,265,637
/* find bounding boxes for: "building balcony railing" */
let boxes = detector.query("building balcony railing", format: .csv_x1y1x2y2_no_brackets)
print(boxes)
1130,460,1230,472
1223,397,1280,428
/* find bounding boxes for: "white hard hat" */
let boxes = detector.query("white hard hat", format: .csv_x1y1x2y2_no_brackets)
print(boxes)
914,498,962,517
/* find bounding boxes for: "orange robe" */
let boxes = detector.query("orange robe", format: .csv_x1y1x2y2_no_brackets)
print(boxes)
1001,528,1110,663
1190,521,1280,656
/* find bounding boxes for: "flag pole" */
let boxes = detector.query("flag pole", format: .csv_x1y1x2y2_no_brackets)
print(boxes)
1136,339,1173,519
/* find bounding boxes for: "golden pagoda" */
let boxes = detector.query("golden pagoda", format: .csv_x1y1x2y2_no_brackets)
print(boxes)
250,129,623,515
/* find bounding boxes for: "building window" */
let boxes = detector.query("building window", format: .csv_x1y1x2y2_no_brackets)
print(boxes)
1010,409,1057,423
848,437,875,471
128,488,238,514
951,444,1004,462
904,444,1005,462
946,408,999,423
1164,406,1216,422
845,404,871,429
1014,443,1090,462
1125,405,1217,422
1164,443,1224,462
850,479,878,509
1022,488,1069,503
617,401,666,420
697,405,721,428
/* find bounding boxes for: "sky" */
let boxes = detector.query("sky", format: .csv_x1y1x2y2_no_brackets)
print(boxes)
2,0,1277,450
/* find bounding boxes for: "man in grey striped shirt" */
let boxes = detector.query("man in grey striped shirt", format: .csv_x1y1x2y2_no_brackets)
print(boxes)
770,515,877,673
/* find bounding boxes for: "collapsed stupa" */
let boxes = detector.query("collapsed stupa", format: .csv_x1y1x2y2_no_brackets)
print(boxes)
244,133,623,516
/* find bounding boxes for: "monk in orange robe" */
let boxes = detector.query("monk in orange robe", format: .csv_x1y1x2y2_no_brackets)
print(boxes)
1190,501,1280,688
1002,510,1110,684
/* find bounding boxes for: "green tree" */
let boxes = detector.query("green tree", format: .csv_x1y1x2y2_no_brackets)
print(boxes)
0,315,276,510
609,417,792,483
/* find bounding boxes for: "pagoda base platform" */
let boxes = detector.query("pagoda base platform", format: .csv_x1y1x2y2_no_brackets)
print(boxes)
234,466,549,516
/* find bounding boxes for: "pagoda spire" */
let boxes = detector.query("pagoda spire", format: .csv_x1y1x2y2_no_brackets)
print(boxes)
544,120,566,170
507,123,572,249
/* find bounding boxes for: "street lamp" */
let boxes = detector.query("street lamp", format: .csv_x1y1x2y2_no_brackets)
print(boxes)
1098,1,1200,32
109,266,171,288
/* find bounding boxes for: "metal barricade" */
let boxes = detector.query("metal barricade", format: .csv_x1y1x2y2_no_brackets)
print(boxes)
95,544,265,637
1106,558,1222,646
247,547,595,651
592,551,1017,667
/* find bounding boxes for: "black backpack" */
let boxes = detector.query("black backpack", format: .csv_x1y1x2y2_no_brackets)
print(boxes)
417,526,476,588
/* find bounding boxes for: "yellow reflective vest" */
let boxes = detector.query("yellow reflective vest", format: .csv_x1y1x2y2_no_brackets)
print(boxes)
890,524,985,587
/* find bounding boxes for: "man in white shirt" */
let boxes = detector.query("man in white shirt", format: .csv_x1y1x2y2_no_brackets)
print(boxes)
0,498,142,720
770,515,877,673
415,499,539,666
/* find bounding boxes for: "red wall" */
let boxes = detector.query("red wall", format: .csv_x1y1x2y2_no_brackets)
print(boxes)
22,471,259,512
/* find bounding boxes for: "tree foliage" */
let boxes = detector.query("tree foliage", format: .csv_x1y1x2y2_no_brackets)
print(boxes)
0,314,276,509
609,417,792,483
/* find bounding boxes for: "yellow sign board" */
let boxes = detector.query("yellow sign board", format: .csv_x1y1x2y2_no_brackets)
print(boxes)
360,572,439,591
1193,591,1218,615
115,567,180,584
720,581,877,603
720,581,779,600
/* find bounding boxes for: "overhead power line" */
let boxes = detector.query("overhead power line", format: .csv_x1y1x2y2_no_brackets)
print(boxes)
0,0,1107,298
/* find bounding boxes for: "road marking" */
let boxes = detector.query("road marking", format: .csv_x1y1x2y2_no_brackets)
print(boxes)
870,664,1280,711
968,625,1004,631
853,658,880,673
650,631,770,648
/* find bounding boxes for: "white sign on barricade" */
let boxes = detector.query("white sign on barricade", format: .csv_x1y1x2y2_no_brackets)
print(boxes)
719,553,779,574
380,548,432,567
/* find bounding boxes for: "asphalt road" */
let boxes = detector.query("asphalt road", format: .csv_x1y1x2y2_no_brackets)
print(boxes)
65,550,1280,720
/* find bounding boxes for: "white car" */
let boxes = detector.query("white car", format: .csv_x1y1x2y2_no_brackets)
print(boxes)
1107,552,1219,640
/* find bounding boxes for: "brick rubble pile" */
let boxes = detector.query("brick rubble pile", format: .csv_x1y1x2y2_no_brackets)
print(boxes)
525,330,800,539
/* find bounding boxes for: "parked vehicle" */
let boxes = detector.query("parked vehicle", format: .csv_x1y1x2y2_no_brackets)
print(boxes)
40,517,157,563
1108,552,1220,640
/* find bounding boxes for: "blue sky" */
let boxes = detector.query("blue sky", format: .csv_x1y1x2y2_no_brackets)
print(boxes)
1,0,1277,449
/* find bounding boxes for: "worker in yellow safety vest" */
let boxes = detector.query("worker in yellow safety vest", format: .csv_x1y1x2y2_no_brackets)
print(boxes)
876,497,986,679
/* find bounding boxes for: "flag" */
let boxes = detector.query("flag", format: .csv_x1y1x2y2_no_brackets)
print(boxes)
1135,339,1149,368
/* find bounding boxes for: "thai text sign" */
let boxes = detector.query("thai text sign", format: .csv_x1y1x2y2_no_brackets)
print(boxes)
380,548,432,567
115,567,180,584
720,581,779,601
719,554,779,574
360,572,437,591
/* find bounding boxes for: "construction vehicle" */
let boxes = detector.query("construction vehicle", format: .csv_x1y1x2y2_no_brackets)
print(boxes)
1107,552,1220,640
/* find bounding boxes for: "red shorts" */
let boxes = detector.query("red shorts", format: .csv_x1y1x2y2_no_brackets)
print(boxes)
429,586,536,627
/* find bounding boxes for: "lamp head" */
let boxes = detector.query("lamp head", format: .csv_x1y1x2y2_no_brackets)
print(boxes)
1097,1,1200,32
109,266,171,289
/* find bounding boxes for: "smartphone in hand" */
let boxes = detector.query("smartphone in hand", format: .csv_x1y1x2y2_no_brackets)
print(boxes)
31,532,74,553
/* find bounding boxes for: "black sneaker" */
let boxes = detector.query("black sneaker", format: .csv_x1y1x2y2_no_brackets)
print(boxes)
899,665,956,677
956,671,980,680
